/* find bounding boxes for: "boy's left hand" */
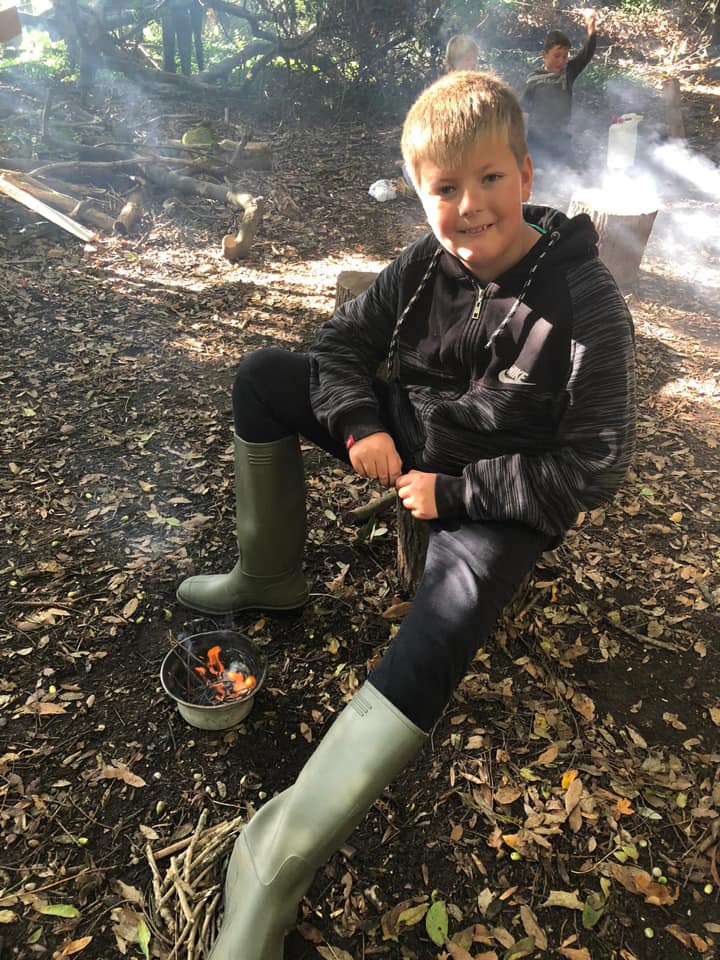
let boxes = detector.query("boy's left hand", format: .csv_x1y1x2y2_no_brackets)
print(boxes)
584,9,596,33
396,470,438,520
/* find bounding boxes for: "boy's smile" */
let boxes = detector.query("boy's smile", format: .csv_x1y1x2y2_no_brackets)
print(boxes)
415,136,537,283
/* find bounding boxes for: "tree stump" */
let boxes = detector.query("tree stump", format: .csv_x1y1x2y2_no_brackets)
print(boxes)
567,193,658,290
662,78,685,141
334,269,428,591
335,270,380,308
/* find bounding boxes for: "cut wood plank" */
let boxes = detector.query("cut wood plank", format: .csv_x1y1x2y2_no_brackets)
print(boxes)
0,175,95,241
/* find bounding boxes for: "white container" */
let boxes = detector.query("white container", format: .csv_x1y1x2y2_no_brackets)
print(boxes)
607,113,643,171
368,179,398,202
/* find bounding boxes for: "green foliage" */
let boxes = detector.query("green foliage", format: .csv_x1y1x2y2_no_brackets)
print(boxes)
578,61,646,94
0,28,69,81
617,0,665,14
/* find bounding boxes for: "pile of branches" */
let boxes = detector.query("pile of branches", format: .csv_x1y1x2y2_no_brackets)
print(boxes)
0,90,269,256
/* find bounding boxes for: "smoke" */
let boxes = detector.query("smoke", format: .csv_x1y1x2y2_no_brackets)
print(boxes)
530,130,720,293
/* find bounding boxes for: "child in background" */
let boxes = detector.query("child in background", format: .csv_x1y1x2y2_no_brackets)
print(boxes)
445,33,481,71
522,9,597,170
178,71,636,960
401,34,483,194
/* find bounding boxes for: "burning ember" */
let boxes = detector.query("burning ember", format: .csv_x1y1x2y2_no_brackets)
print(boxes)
193,645,257,702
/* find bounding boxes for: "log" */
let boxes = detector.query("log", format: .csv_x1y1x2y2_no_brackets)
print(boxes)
662,78,685,141
335,270,380,308
567,192,658,290
396,503,429,592
221,195,267,261
113,190,144,235
0,170,116,234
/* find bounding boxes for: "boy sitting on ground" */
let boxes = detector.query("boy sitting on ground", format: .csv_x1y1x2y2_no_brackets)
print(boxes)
522,9,597,171
177,70,636,960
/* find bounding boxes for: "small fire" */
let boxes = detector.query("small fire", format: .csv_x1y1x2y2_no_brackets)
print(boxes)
193,645,256,702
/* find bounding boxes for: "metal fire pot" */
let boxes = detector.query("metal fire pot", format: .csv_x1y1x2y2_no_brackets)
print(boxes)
160,629,267,731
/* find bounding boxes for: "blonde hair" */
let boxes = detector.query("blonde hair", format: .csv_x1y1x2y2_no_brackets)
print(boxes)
444,33,480,71
401,71,528,185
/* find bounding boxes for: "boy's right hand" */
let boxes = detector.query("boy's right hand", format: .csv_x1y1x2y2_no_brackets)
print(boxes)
349,432,403,488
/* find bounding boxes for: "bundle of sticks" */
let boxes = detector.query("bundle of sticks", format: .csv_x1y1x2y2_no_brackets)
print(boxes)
145,809,245,960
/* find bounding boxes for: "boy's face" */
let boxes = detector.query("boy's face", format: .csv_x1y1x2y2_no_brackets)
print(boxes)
542,44,570,73
415,135,534,283
452,51,479,71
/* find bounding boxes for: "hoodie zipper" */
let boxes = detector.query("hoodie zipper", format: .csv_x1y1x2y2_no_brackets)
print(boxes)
470,282,486,322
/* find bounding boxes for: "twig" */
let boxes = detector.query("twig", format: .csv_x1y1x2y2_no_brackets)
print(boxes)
153,834,193,860
184,808,208,881
599,609,684,652
348,488,396,522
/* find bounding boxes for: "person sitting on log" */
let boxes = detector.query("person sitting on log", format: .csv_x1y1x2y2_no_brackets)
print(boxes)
521,9,597,171
160,0,204,76
176,70,636,960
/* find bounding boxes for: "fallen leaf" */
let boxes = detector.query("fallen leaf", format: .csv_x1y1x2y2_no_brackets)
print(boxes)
426,900,449,947
316,948,353,960
520,904,547,950
56,936,93,957
538,890,584,911
96,763,146,788
565,777,583,814
609,864,679,905
562,769,579,789
665,924,711,953
536,742,562,765
136,919,150,959
381,601,412,620
38,903,80,918
396,903,429,929
503,937,535,959
21,701,67,716
571,693,596,721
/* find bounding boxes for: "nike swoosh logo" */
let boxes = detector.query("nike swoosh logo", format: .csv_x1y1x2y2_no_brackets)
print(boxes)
498,367,534,386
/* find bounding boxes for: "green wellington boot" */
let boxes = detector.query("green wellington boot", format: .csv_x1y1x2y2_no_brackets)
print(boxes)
208,682,427,960
177,434,308,615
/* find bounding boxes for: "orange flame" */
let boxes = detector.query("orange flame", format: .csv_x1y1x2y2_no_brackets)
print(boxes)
194,645,256,701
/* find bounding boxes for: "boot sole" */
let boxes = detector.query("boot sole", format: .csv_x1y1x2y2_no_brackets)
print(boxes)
175,589,308,616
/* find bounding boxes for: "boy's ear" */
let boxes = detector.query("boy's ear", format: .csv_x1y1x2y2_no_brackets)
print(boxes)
521,153,533,201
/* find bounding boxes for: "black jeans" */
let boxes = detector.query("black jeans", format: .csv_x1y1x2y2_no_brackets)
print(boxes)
233,348,552,731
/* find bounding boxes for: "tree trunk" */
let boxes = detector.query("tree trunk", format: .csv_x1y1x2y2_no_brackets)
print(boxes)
567,195,657,290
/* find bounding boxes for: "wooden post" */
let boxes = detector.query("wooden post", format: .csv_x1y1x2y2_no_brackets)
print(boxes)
567,194,658,290
662,78,685,141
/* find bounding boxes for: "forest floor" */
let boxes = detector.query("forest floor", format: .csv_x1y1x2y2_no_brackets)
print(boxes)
1,8,720,960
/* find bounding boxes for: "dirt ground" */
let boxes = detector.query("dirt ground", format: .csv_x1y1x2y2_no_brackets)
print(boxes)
2,19,720,960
